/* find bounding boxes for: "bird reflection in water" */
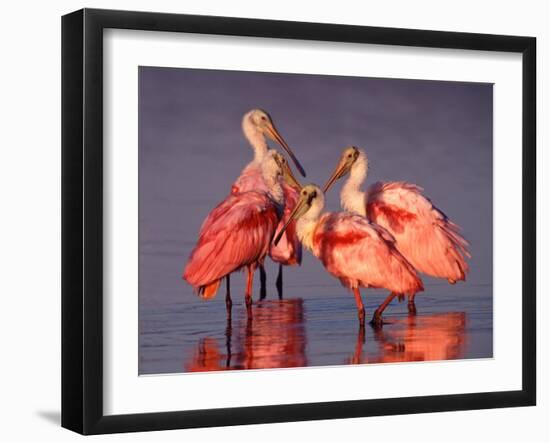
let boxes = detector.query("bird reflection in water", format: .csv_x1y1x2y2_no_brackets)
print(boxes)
349,312,468,364
184,299,306,372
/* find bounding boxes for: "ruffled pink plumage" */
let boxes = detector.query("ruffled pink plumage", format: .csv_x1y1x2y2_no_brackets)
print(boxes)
183,191,280,298
232,161,302,267
366,181,470,283
197,161,267,238
269,182,302,266
231,162,268,195
311,212,423,295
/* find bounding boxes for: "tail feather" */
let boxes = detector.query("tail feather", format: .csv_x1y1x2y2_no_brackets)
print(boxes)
199,279,222,300
438,220,471,280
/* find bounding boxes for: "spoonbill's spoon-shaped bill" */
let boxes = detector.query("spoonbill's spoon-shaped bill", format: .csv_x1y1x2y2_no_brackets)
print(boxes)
273,151,302,191
323,146,360,193
254,109,306,177
273,184,317,246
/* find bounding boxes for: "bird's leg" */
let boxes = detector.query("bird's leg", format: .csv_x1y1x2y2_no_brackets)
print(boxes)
244,310,254,363
225,309,233,368
259,264,267,300
276,264,283,299
350,324,366,364
225,274,232,312
408,293,417,315
371,292,398,327
245,265,255,313
352,287,365,326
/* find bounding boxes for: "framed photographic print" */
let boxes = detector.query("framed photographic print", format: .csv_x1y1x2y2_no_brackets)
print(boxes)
61,8,536,435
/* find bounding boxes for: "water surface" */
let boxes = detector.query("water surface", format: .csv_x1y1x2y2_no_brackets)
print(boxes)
139,286,492,374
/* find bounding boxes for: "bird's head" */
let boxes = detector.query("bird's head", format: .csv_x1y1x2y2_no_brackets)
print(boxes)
273,184,324,246
323,146,365,193
243,109,306,177
262,150,301,191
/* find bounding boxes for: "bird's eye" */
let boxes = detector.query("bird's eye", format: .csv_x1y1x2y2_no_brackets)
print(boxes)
302,190,307,196
348,154,353,158
261,116,267,121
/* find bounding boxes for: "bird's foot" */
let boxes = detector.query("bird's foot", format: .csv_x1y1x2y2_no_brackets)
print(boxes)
370,311,392,328
407,301,417,315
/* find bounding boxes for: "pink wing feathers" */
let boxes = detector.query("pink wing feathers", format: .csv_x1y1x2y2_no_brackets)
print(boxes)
269,182,303,266
233,162,302,267
366,181,470,283
183,191,280,298
230,162,268,195
198,162,266,237
312,212,423,296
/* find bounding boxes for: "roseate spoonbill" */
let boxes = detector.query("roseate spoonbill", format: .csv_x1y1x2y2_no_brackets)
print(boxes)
265,155,303,299
183,151,300,310
323,146,470,312
231,109,306,299
274,184,423,326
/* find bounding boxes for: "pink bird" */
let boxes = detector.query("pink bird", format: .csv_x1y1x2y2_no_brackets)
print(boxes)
274,184,423,326
323,146,470,313
183,151,299,310
265,181,302,298
230,109,306,298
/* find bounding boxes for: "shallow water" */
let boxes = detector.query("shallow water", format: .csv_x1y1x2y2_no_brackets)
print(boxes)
139,285,492,375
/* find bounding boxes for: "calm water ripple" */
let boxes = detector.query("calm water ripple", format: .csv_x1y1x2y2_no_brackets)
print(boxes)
139,291,492,375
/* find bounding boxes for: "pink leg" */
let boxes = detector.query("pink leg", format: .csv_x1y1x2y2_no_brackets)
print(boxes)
350,324,366,364
371,292,398,327
245,265,255,308
352,287,365,325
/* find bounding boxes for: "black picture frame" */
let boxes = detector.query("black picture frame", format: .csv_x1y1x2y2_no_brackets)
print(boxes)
61,8,536,435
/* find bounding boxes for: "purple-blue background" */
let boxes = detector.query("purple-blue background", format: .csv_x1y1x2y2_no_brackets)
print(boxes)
138,67,492,374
